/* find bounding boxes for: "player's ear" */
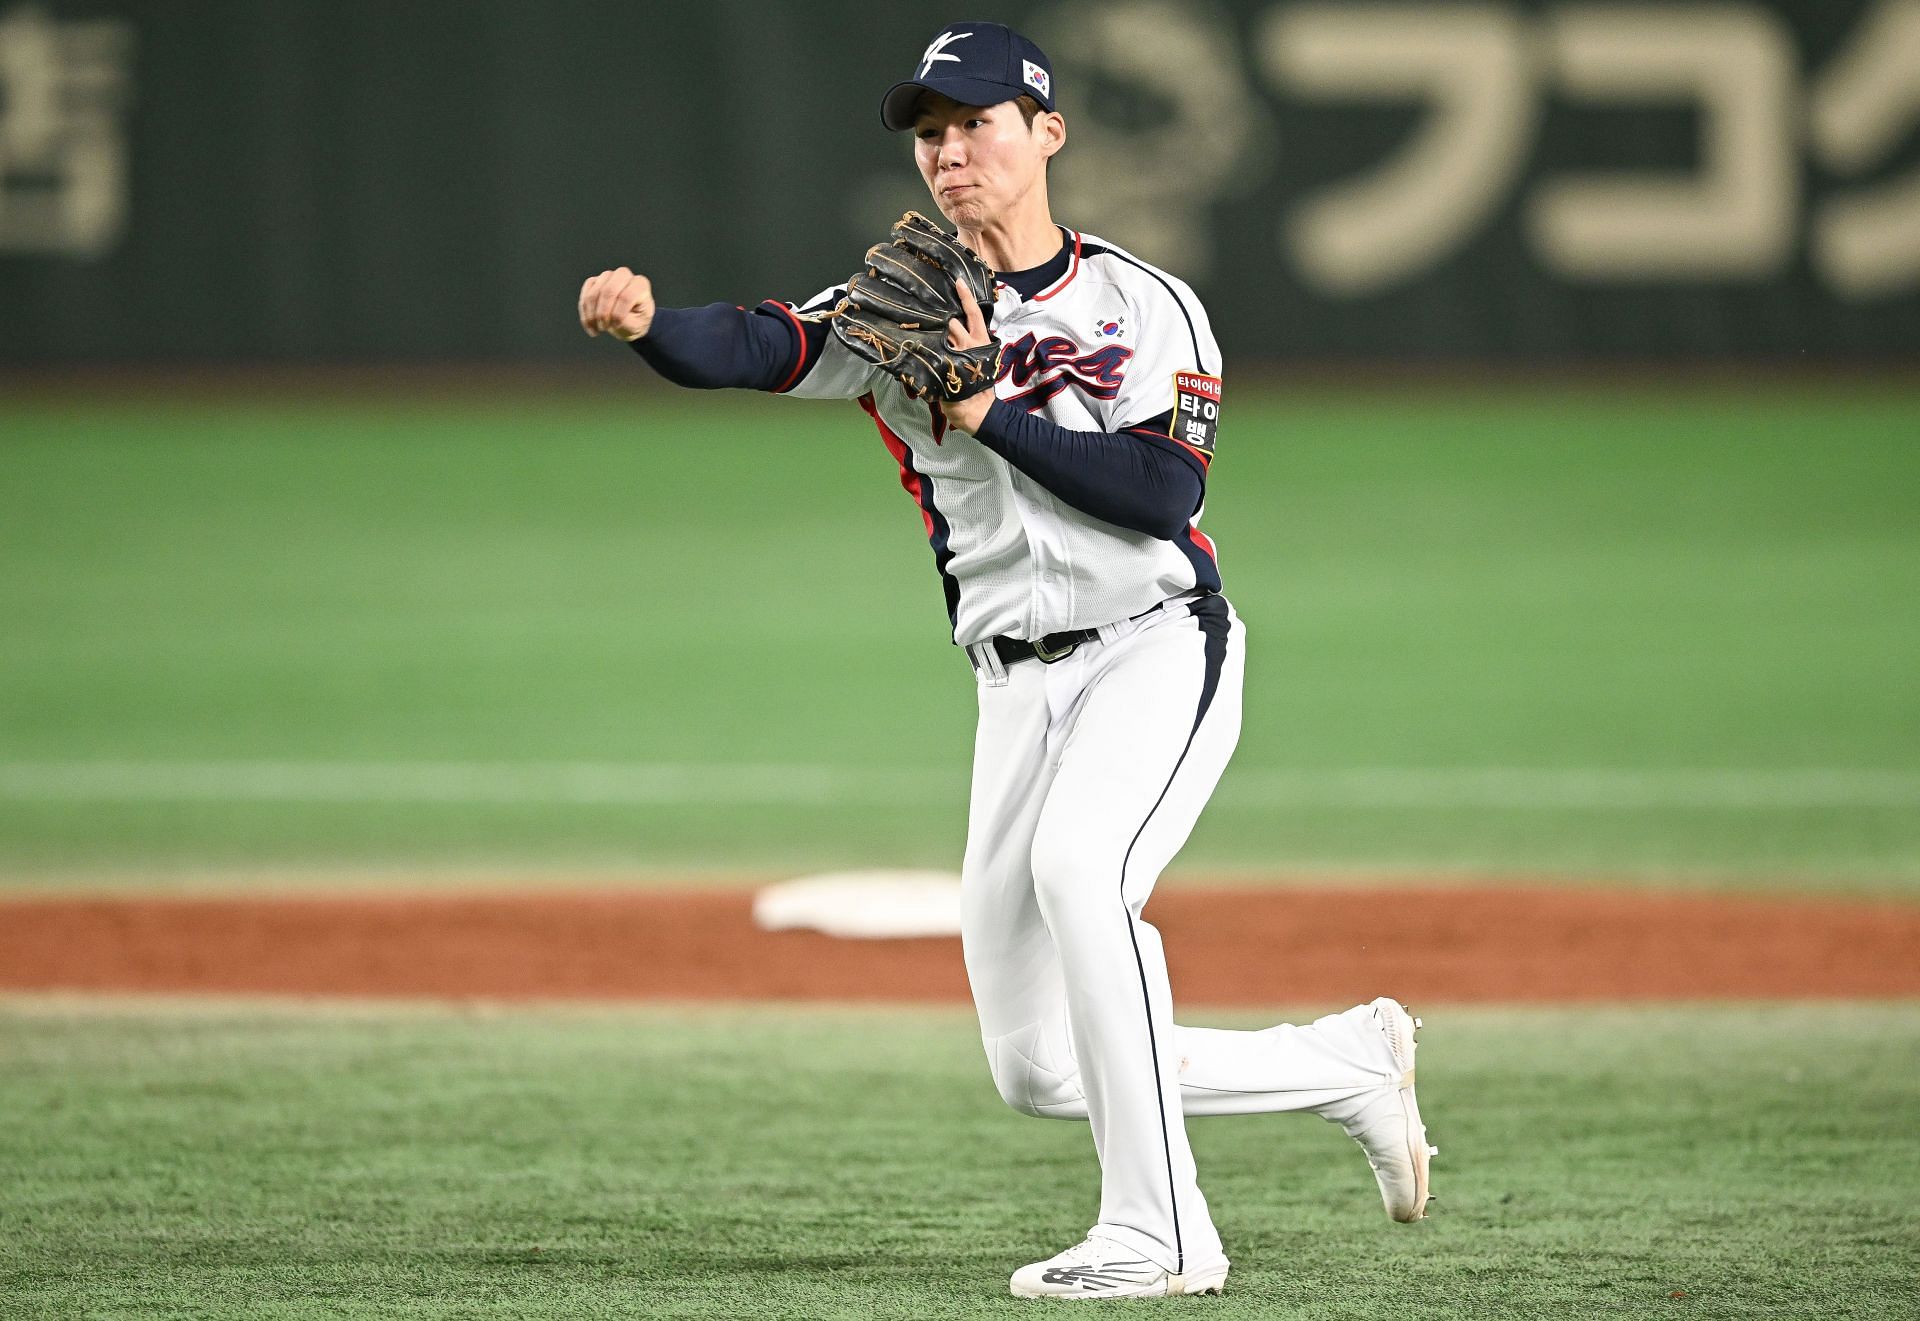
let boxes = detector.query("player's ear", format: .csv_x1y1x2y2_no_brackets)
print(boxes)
1037,111,1065,160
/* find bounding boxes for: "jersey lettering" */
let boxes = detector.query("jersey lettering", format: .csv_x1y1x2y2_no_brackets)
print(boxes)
999,332,1135,407
1171,371,1222,457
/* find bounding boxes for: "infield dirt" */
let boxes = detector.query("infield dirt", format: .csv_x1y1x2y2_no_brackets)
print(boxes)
3,884,1917,1003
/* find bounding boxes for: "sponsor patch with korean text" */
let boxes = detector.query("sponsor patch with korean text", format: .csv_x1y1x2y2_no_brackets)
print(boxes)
1170,371,1222,458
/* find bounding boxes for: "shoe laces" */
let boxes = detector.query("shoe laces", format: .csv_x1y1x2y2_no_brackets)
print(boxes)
1373,1000,1418,1075
1055,1235,1141,1268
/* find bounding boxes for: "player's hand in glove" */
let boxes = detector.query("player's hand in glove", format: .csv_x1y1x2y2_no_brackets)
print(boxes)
937,283,997,434
831,211,1001,409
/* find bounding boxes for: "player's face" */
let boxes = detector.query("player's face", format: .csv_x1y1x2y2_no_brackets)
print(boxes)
912,96,1052,231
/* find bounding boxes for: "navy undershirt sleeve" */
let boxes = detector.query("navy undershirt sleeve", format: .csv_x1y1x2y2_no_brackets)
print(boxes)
628,301,807,392
972,399,1205,540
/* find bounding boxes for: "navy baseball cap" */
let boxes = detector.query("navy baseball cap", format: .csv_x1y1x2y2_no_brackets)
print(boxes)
880,21,1056,131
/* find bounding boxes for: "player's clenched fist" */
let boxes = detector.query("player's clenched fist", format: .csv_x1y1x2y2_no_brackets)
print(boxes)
579,267,655,341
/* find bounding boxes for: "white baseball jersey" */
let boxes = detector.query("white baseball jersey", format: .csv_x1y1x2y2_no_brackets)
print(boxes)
771,227,1224,648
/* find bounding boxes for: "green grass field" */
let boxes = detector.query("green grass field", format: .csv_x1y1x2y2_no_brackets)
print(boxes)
3,385,1917,887
2,1000,1916,1319
4,383,1918,1318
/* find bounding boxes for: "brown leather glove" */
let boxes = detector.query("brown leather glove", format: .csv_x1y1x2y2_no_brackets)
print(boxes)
830,212,1001,402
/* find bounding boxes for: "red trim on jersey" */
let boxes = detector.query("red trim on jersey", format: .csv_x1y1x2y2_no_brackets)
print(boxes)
1127,425,1212,468
860,394,936,539
1187,525,1218,561
1030,229,1083,302
764,300,811,393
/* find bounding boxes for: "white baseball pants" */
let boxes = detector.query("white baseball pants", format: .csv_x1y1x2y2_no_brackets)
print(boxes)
961,594,1401,1274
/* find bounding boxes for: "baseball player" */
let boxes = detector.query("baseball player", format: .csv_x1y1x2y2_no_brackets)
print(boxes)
579,21,1434,1301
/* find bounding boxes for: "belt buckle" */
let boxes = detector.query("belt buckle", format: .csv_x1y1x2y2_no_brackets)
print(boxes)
1030,634,1079,664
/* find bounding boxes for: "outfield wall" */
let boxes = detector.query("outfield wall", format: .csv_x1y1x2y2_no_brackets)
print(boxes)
1,0,1917,364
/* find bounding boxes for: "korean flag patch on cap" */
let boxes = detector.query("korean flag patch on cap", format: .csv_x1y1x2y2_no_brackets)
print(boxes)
1022,58,1050,98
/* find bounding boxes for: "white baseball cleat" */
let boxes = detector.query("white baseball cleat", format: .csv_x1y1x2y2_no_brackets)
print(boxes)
1008,1235,1230,1299
1338,997,1435,1223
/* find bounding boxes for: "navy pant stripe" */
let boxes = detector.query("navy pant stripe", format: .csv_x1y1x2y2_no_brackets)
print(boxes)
1115,594,1230,1273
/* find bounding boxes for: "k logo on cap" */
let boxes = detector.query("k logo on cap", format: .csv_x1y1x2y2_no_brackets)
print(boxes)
918,29,973,79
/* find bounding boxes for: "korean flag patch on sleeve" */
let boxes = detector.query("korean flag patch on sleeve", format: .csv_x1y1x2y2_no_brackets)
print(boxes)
1170,371,1222,459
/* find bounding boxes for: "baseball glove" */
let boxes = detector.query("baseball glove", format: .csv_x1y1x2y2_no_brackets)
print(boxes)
830,212,1001,403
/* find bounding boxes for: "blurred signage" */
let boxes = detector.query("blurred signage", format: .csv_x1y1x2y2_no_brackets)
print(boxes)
1039,0,1920,300
0,0,1912,362
0,4,133,258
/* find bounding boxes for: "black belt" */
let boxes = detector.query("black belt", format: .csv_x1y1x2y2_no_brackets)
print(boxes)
982,594,1205,669
990,627,1102,667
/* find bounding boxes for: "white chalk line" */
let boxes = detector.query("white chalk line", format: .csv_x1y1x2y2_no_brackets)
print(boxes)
0,762,1916,810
